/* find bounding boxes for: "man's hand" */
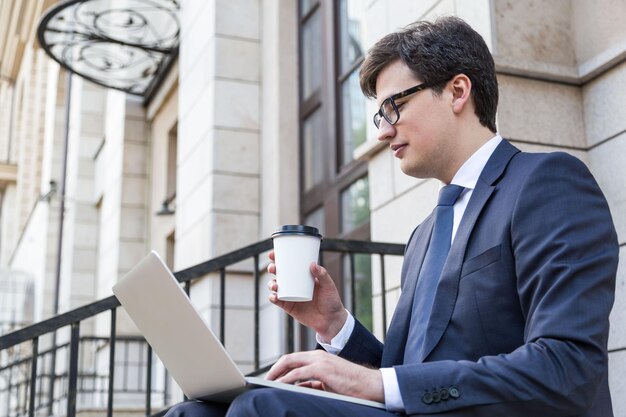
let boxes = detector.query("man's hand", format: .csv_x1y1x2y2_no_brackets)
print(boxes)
265,350,384,403
267,251,347,342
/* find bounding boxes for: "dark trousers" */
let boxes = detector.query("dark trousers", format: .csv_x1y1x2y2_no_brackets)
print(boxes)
164,388,400,417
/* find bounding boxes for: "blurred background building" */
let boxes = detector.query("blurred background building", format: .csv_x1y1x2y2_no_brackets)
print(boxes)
0,0,625,416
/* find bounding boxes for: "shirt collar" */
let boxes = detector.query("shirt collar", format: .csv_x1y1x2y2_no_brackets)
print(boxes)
448,134,502,191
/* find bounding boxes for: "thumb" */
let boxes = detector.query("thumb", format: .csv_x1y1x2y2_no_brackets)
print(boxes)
311,262,332,285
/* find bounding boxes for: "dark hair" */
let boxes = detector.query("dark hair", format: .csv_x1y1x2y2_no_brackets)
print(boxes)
360,16,498,132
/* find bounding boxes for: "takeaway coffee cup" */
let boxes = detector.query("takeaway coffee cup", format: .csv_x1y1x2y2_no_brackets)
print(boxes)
271,225,322,302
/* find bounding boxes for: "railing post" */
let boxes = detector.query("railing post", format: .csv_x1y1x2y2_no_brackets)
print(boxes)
220,268,226,344
47,333,56,416
349,253,356,314
67,322,80,417
253,255,260,370
181,316,188,403
287,316,294,353
107,308,116,417
7,362,13,416
379,254,387,340
184,279,192,399
163,369,170,407
146,345,152,416
29,337,38,417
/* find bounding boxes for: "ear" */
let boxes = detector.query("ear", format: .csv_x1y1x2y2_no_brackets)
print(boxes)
449,74,472,114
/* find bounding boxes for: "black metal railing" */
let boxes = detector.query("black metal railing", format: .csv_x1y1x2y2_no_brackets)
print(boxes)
0,336,167,416
0,238,405,417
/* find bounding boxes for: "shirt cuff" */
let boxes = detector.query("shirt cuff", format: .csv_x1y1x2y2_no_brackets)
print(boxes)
316,311,355,355
380,367,405,412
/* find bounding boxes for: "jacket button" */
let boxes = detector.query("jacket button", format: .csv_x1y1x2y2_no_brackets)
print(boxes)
449,386,460,399
422,392,433,404
432,391,441,403
440,388,449,400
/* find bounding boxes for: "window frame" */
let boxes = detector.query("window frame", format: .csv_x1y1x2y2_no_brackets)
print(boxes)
298,0,370,243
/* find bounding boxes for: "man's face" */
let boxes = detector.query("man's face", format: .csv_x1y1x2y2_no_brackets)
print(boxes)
375,60,456,181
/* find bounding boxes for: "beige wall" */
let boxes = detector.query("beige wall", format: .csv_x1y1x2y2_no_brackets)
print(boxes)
177,0,264,374
174,0,302,373
94,92,150,336
177,0,261,271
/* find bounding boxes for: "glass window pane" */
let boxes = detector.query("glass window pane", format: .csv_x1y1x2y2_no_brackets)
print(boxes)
341,71,367,165
340,176,370,233
302,10,323,100
342,253,373,331
339,0,366,74
304,207,325,237
303,110,324,191
300,0,316,17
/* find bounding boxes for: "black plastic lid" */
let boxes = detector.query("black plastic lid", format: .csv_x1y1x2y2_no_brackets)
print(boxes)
271,225,322,239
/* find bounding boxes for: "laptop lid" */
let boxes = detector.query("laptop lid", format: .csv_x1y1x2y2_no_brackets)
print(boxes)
112,251,246,399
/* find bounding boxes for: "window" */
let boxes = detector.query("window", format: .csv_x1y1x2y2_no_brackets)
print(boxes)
340,72,367,166
298,0,372,339
166,231,175,270
302,110,324,191
303,206,325,236
342,253,373,331
166,123,177,199
338,0,368,167
340,176,370,233
157,123,177,216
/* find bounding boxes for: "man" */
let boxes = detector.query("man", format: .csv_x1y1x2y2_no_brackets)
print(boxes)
166,16,618,417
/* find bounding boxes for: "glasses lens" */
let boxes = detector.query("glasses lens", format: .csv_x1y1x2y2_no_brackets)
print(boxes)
373,112,381,128
382,99,398,125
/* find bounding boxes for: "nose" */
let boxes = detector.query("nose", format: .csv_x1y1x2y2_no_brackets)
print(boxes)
376,118,396,142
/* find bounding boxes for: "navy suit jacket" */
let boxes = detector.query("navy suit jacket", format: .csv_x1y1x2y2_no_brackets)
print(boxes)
339,140,618,416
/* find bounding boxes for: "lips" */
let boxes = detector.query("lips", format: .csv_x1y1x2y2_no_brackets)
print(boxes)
390,143,408,157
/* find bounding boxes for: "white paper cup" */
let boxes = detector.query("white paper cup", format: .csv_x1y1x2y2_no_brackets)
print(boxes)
271,225,322,302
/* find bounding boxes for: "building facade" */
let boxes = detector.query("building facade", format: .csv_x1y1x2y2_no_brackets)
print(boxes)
0,0,625,415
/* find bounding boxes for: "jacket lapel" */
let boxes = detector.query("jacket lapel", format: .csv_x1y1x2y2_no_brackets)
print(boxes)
381,215,434,367
419,139,520,361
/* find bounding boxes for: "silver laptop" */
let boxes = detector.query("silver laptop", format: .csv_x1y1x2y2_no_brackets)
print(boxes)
112,251,385,409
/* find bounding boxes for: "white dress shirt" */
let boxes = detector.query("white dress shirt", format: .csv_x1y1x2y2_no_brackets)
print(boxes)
317,134,503,412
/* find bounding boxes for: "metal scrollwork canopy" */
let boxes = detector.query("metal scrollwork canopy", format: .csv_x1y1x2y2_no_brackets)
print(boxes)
37,0,179,96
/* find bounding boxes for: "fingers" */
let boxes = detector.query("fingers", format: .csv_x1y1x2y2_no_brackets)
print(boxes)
267,277,279,304
266,276,297,317
266,253,276,297
310,262,331,284
266,351,323,381
267,251,276,275
268,351,383,402
268,292,278,304
296,380,325,391
277,365,319,386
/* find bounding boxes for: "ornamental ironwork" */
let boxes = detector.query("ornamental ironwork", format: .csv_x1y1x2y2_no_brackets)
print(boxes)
37,0,179,96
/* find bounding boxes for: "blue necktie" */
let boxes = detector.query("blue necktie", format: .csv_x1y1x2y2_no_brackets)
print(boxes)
404,184,465,363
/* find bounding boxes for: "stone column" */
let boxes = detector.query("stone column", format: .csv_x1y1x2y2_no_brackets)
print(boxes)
178,0,263,373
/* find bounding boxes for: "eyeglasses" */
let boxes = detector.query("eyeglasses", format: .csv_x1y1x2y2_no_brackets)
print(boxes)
373,81,438,129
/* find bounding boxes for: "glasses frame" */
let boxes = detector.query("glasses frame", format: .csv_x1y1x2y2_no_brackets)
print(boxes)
373,80,444,129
